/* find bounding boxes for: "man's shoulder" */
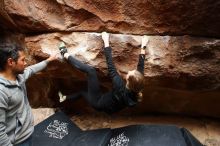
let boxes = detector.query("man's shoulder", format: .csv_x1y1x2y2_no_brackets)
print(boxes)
17,74,25,80
0,80,6,89
0,83,9,98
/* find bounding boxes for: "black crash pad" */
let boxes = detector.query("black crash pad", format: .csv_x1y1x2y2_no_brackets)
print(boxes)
32,112,203,146
32,111,81,146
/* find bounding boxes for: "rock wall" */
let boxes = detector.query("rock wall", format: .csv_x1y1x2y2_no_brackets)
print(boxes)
25,32,220,118
1,0,220,118
1,0,220,37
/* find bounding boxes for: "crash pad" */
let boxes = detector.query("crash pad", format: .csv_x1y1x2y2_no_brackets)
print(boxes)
32,111,203,146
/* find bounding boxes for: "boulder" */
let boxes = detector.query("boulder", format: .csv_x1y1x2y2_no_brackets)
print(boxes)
24,32,220,118
0,0,220,37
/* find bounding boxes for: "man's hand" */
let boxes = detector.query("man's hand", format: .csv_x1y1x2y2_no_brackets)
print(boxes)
101,32,110,47
46,53,59,62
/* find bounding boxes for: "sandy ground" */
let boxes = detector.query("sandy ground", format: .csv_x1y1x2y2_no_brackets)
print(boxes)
32,108,220,146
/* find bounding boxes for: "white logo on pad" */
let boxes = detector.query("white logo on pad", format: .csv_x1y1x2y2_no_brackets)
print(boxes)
108,132,129,146
44,120,68,139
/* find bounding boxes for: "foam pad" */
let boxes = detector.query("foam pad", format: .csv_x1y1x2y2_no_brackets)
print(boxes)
32,111,81,146
105,125,189,146
71,128,111,146
32,112,203,146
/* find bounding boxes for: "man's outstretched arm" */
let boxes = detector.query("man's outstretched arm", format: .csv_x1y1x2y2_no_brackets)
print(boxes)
22,53,59,81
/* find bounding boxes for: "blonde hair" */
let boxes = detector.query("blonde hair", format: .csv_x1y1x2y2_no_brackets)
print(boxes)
126,70,145,102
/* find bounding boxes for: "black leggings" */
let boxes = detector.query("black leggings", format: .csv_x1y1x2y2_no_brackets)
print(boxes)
66,56,102,108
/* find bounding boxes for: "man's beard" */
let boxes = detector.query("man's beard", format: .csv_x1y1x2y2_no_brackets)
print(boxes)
13,69,24,75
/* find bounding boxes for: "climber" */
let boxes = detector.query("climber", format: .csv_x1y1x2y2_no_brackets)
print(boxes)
58,32,148,114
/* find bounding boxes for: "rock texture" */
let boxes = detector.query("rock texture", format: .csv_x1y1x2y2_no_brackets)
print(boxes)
24,32,220,118
0,0,220,37
1,0,220,118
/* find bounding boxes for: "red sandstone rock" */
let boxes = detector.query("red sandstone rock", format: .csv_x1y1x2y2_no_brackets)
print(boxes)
0,0,219,37
1,0,220,118
24,32,220,118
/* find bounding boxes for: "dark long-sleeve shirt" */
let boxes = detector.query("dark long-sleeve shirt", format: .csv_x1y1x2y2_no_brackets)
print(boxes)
98,47,145,114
